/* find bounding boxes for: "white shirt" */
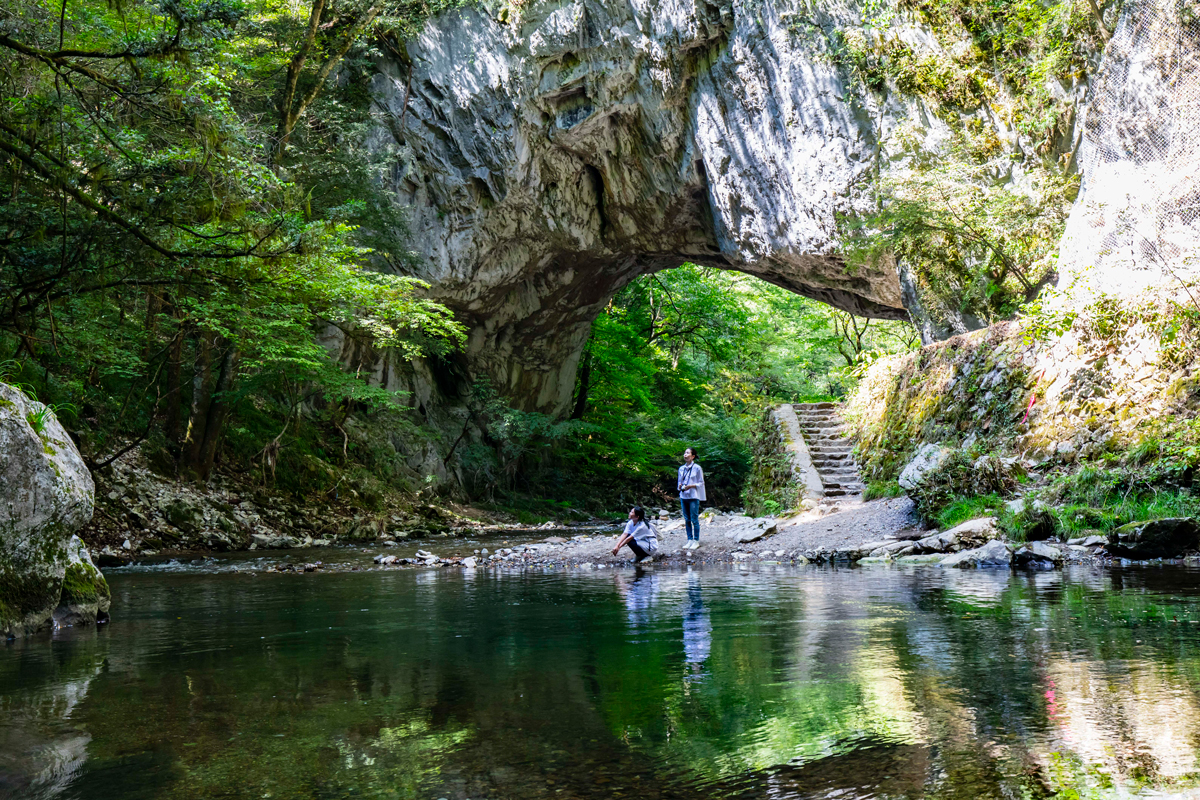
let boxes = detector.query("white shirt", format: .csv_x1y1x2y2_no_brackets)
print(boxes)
624,519,658,553
677,462,706,501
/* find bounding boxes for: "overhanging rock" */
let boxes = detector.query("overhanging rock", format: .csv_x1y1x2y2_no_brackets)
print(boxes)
371,0,912,414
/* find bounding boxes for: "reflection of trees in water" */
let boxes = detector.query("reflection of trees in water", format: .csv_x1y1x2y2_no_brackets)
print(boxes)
9,567,1200,799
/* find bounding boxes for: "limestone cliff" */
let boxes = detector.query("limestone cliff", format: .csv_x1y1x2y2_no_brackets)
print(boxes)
370,0,924,416
1,383,108,638
1056,0,1200,303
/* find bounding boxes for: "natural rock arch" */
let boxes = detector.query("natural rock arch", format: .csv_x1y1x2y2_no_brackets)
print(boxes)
371,0,911,416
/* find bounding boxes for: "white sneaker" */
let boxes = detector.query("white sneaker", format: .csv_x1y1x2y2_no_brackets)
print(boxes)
692,541,702,550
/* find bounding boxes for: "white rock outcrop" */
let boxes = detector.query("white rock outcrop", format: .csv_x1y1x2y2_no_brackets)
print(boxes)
1056,0,1200,302
1,382,106,637
898,444,954,491
369,0,922,415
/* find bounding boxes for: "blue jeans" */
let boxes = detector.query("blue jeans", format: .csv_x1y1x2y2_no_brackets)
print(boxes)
681,498,701,540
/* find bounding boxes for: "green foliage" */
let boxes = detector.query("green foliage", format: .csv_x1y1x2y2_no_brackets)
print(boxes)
844,151,1075,329
1037,465,1200,535
863,479,906,501
935,492,1005,530
825,0,1107,330
743,410,802,516
497,265,919,511
0,0,465,484
907,450,1022,520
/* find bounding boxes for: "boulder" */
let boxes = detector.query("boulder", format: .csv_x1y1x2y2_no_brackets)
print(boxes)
915,531,961,553
1014,541,1063,570
941,517,1000,548
731,518,778,544
1,382,103,637
939,539,1013,569
53,536,112,626
1107,518,1200,559
898,444,954,491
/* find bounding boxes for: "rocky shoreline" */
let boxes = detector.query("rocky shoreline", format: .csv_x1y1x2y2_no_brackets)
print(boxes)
134,499,1200,576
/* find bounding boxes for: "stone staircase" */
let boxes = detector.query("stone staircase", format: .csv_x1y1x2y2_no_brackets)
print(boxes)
792,402,864,498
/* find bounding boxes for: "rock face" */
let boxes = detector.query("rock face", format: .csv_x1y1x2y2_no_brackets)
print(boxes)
1,382,106,637
898,444,954,491
1056,0,1200,303
372,0,912,414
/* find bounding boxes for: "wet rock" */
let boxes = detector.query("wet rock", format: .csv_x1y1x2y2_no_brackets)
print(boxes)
461,556,478,568
939,539,1013,569
52,537,112,627
373,554,397,565
898,444,954,491
97,550,132,568
1107,518,1200,559
1014,541,1063,570
895,553,946,565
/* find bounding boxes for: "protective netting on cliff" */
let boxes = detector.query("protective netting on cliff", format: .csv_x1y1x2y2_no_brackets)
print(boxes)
1083,0,1200,266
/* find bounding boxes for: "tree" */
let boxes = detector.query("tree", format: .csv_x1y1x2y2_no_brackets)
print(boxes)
0,0,465,480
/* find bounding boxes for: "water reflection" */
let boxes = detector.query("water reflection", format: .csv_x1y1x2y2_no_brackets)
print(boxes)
3,566,1200,798
682,570,711,680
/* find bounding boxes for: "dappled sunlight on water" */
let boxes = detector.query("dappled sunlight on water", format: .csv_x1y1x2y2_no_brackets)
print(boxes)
5,565,1200,799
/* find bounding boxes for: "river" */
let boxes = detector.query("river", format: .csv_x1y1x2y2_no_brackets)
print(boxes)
4,561,1200,799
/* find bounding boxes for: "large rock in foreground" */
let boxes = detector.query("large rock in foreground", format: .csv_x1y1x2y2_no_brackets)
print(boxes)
1,382,106,638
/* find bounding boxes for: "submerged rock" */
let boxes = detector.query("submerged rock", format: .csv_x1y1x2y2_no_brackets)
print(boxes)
1,382,106,637
1107,518,1200,559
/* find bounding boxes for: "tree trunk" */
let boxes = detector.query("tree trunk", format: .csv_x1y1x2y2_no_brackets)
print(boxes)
193,343,238,481
163,303,184,448
182,330,213,475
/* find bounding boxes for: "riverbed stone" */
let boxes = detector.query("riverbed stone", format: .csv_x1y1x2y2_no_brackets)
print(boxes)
1014,541,1063,570
940,540,1013,569
915,531,961,553
1,382,101,638
895,554,947,565
1107,518,1200,559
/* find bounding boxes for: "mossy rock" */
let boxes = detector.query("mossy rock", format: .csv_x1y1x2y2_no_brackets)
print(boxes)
1108,518,1200,559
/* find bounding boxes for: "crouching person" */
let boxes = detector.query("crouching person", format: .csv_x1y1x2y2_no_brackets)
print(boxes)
612,506,658,563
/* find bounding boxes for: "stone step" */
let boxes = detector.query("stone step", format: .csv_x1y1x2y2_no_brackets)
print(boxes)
793,402,838,410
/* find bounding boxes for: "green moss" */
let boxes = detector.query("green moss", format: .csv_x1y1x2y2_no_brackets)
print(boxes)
60,561,110,607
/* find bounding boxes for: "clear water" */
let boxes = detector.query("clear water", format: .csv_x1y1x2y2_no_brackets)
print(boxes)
5,563,1200,799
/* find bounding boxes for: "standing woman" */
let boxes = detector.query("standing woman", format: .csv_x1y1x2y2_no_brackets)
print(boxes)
678,447,706,549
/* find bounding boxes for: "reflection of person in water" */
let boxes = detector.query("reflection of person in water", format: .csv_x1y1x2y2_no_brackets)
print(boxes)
683,571,712,678
613,569,660,631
